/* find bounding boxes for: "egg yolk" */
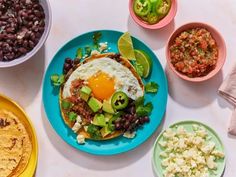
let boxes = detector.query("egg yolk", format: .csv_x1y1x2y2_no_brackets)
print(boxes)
88,72,115,100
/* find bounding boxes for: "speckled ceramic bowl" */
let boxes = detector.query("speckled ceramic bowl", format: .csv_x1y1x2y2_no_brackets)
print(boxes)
129,0,177,29
166,22,226,82
0,0,52,68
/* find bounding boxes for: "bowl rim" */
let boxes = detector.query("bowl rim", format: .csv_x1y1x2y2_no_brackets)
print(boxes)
0,0,52,68
129,0,177,29
165,22,227,82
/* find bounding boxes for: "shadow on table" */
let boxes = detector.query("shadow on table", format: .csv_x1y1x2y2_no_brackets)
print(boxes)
41,103,166,171
0,46,45,108
166,65,224,108
127,16,175,50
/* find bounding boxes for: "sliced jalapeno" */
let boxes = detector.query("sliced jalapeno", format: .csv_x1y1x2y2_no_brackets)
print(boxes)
147,12,159,24
156,0,171,16
111,91,129,110
133,0,152,17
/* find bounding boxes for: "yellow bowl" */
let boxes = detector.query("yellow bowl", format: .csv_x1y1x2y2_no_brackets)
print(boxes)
0,94,38,177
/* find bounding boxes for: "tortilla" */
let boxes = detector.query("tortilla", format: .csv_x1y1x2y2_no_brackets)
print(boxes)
0,109,32,177
59,53,144,140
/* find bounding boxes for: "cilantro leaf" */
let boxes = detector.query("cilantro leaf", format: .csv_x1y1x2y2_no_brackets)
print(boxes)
135,96,144,109
136,102,153,117
87,124,102,139
76,48,83,59
51,74,65,86
85,46,92,56
93,32,102,49
68,112,77,121
145,82,159,93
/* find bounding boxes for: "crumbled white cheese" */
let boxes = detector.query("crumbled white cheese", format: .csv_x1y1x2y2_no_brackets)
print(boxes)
72,115,83,133
158,125,225,177
201,141,215,154
84,126,88,132
211,150,225,158
77,134,85,144
99,42,108,52
72,122,81,133
76,116,82,123
123,131,136,139
206,156,217,169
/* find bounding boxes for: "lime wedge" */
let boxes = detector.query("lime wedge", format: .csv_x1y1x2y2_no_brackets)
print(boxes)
118,32,136,61
134,50,152,78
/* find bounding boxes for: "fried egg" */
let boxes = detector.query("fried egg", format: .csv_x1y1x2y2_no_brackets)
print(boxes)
63,57,143,100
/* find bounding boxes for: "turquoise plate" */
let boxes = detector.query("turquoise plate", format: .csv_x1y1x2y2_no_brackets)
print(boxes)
42,30,168,155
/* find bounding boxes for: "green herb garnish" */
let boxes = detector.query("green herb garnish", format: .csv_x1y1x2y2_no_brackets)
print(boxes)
145,82,159,93
51,74,65,86
85,46,92,56
68,112,77,121
135,96,144,109
62,100,72,110
76,48,83,59
93,32,102,49
136,102,153,117
87,124,102,139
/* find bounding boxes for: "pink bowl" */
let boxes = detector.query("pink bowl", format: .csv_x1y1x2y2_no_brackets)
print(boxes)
166,22,226,82
129,0,177,29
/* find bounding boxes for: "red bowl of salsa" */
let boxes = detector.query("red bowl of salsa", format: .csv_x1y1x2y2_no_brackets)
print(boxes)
166,22,226,82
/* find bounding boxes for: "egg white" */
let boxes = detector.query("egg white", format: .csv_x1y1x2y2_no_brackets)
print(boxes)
62,57,144,100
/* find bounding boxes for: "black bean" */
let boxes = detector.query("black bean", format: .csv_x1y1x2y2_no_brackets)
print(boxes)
6,27,15,33
115,122,121,130
39,27,44,33
0,51,3,61
23,40,28,48
18,47,27,54
64,63,71,71
28,40,34,48
65,58,73,64
124,121,130,129
143,116,150,123
24,31,31,39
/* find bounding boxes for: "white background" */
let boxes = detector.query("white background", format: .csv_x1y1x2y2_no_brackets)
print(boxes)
1,0,236,176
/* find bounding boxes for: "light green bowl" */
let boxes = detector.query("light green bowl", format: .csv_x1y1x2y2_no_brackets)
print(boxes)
152,120,226,177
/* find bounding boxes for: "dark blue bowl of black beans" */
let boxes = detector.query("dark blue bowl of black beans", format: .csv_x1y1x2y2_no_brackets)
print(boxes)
0,0,52,67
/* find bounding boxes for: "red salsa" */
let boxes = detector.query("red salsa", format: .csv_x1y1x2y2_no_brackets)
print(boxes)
170,28,218,78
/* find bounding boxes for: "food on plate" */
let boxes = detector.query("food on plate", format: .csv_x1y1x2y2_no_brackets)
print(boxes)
51,32,159,144
118,32,136,60
133,0,171,25
170,28,218,78
0,0,45,61
0,109,32,177
59,53,147,142
158,124,224,177
134,49,152,78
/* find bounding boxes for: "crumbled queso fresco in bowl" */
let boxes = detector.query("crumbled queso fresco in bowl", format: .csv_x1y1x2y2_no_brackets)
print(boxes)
158,125,225,177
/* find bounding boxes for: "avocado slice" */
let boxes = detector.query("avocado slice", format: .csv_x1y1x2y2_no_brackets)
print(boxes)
80,86,92,101
100,126,111,137
88,97,102,112
104,113,113,122
102,100,115,114
92,114,106,127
